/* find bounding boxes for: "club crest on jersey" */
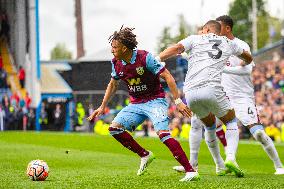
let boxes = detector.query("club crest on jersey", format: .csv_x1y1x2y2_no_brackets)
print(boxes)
136,67,144,75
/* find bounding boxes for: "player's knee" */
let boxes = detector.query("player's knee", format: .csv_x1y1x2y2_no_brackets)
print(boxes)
206,140,216,148
249,125,266,142
191,119,203,130
158,131,172,143
109,123,125,135
219,109,235,124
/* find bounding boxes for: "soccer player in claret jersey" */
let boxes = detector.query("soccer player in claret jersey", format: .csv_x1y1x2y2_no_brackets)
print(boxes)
87,26,200,181
158,20,253,177
216,15,284,175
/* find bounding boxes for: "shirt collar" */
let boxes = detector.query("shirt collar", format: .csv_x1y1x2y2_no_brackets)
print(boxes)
122,49,137,65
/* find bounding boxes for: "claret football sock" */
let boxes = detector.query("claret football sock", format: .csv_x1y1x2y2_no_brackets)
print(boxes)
159,132,195,172
216,126,227,147
109,127,149,157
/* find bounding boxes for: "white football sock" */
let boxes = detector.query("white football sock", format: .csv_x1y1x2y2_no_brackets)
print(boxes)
205,126,224,168
224,118,239,161
189,117,203,168
250,125,283,169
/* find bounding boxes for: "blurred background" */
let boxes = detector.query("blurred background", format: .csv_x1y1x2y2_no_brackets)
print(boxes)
0,0,283,142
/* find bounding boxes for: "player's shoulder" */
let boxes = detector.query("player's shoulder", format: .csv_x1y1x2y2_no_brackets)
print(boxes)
205,33,230,43
136,49,150,57
232,37,250,50
137,49,148,54
186,34,200,41
179,34,199,43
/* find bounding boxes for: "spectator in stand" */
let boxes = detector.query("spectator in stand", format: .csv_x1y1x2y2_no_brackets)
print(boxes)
0,56,3,70
18,66,25,88
27,108,35,130
53,103,64,131
10,91,20,105
0,67,8,89
76,102,85,127
88,104,94,132
40,102,48,129
170,118,181,138
24,92,32,109
15,102,24,130
0,104,5,131
0,13,10,43
141,119,152,137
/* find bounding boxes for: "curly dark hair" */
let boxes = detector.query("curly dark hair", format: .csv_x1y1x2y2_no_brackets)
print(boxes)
216,15,234,30
109,25,138,50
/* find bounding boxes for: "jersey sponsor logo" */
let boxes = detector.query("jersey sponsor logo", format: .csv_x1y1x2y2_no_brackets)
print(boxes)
119,72,124,76
128,84,147,92
136,67,144,75
127,78,141,85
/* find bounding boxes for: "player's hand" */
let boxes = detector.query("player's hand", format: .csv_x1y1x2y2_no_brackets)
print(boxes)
180,52,189,60
87,106,105,121
176,102,192,117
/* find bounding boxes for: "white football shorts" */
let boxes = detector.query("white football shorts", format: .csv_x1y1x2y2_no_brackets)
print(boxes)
184,85,232,119
230,97,259,126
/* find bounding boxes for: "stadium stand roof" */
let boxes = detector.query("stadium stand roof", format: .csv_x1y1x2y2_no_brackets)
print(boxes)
41,62,73,94
78,48,112,62
253,39,283,63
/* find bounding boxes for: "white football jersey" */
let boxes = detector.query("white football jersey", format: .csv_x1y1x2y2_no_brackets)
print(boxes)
179,33,244,92
221,37,255,99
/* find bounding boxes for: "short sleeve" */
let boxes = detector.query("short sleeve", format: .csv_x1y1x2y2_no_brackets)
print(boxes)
178,35,196,51
111,61,119,80
230,40,244,56
242,43,255,66
146,52,165,75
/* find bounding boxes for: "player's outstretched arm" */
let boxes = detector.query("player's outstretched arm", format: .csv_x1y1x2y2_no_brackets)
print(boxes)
238,50,253,65
159,69,192,117
87,78,119,121
157,43,185,62
223,65,252,75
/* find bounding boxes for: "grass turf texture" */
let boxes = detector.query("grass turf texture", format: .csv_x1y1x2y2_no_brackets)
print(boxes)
0,131,284,189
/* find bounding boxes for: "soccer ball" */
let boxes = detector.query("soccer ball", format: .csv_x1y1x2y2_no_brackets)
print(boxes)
26,160,49,181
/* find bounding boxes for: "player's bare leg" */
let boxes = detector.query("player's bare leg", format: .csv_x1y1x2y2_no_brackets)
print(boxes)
219,110,244,177
158,130,200,181
108,123,154,176
248,124,284,175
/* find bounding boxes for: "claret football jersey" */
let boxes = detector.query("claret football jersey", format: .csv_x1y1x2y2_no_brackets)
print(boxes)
111,50,165,104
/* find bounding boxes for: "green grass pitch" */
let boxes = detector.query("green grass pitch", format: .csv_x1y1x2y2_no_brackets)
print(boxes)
0,131,284,188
